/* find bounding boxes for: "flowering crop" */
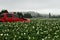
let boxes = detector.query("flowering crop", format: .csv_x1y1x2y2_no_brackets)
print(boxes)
0,18,60,40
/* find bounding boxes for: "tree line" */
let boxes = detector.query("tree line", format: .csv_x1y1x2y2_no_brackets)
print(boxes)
0,10,60,18
0,10,32,18
49,13,60,18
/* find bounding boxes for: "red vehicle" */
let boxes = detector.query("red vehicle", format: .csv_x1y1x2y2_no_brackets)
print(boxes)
0,13,30,22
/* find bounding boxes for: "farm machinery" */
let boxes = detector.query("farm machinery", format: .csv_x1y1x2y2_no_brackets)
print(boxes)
0,13,30,22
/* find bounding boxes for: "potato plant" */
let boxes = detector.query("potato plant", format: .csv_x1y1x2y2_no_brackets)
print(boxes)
0,18,60,40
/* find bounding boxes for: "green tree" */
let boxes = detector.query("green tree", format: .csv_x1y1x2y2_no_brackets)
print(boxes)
49,12,51,18
0,9,8,15
17,12,23,18
1,10,8,13
36,13,42,18
24,12,32,18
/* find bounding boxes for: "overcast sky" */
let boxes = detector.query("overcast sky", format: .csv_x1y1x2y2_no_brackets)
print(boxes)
0,0,60,15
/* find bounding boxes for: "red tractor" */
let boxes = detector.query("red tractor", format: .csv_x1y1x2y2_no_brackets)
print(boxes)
0,13,30,22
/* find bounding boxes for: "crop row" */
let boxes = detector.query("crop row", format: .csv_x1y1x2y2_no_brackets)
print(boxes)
0,19,60,40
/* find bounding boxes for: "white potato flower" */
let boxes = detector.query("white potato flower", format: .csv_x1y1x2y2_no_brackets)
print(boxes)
33,26,35,29
37,31,39,34
28,36,31,39
24,33,26,35
44,36,47,39
56,30,59,33
15,35,17,37
0,34,3,36
5,37,7,39
19,36,21,38
42,38,44,40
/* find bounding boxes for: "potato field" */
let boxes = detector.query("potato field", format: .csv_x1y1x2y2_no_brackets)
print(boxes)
0,18,60,40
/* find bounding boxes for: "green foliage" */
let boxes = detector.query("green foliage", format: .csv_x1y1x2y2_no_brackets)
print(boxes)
0,19,60,40
49,13,51,18
0,10,8,16
24,13,32,18
1,10,8,13
17,12,24,18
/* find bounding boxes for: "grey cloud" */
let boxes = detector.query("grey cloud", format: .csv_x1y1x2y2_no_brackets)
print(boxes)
0,0,60,13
